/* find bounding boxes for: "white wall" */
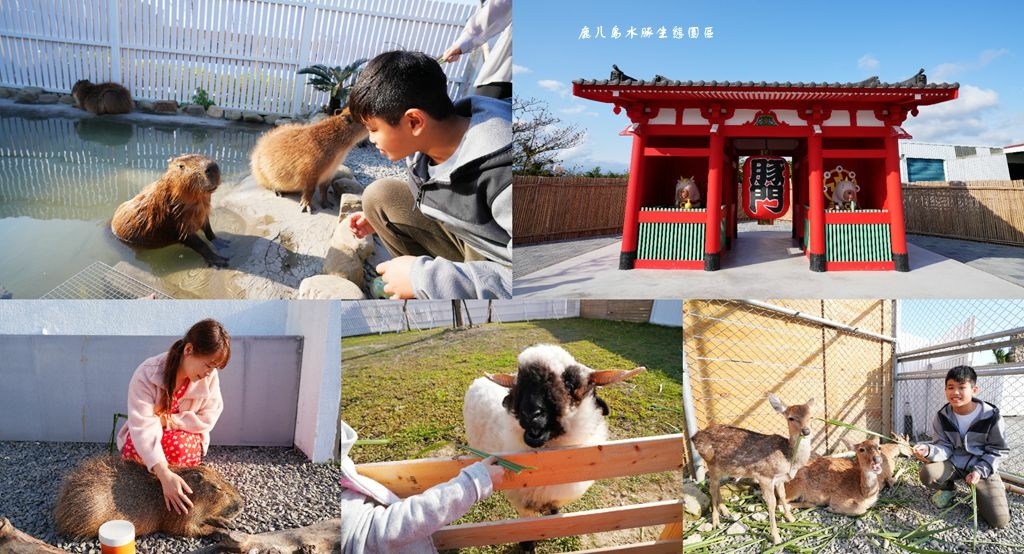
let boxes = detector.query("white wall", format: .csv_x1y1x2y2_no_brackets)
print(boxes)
649,300,683,327
900,142,1011,181
0,299,340,462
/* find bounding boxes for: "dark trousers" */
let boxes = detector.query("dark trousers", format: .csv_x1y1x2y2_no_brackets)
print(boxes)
475,82,512,100
361,177,486,263
920,461,1010,528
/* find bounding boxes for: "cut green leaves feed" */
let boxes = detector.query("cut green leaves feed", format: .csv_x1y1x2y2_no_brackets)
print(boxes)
461,445,537,473
790,432,803,466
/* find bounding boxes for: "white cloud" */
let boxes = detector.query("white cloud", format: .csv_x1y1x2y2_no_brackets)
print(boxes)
538,79,569,97
932,48,1011,81
904,84,1024,145
858,54,879,72
512,64,531,75
560,105,587,114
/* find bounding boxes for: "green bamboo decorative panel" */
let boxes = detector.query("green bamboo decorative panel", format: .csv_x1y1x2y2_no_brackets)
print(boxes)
638,222,705,261
825,224,892,262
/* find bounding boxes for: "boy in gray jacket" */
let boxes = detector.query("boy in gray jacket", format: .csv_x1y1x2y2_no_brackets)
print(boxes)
912,365,1009,528
340,421,505,553
346,50,512,299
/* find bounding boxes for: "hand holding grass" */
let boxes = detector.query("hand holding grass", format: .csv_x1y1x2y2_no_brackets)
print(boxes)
481,456,506,486
912,443,930,462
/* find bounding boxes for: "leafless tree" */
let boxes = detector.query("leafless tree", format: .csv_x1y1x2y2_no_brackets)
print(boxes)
512,96,585,175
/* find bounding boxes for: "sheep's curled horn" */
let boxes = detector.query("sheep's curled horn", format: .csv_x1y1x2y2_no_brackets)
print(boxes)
485,366,646,388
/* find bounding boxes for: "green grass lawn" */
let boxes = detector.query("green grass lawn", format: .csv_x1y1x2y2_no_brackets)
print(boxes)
341,318,684,553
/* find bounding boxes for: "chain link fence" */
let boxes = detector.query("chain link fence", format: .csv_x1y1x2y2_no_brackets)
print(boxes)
896,299,1024,486
683,299,896,477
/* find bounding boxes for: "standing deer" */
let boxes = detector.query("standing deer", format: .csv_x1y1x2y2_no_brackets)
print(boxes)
691,394,815,545
785,437,885,515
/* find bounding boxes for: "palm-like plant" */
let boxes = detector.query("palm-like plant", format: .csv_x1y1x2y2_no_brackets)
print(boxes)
297,58,368,113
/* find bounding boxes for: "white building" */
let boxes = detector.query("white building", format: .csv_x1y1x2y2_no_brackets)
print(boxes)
899,141,1011,182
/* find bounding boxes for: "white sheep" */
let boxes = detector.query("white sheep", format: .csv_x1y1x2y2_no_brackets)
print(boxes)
463,344,644,549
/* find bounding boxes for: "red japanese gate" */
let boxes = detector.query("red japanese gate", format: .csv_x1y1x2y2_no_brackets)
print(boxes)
573,70,958,271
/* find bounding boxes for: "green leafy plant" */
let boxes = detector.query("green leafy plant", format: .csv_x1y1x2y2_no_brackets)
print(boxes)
297,58,368,113
191,87,215,109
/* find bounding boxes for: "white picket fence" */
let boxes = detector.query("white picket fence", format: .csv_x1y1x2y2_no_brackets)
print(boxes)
0,0,478,115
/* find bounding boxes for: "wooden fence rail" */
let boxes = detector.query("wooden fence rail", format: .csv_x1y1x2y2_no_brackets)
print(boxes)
514,176,1024,247
355,434,684,551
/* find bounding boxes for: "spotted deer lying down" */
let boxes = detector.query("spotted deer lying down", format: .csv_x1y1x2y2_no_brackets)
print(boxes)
692,394,815,545
785,437,885,515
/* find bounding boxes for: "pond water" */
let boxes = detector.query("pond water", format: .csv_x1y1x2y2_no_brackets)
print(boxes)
0,113,265,298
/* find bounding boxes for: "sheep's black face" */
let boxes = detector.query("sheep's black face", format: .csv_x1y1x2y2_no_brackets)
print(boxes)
503,362,596,448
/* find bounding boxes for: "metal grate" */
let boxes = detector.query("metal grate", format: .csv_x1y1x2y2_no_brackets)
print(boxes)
41,261,172,299
683,299,895,476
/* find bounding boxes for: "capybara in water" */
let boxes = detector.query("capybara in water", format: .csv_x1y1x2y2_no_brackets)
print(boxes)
53,455,243,538
249,107,368,213
111,154,230,267
71,80,134,115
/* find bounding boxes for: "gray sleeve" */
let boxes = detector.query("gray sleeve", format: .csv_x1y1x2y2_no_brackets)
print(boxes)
410,256,512,299
492,186,513,264
974,416,1009,479
342,462,494,553
927,413,953,462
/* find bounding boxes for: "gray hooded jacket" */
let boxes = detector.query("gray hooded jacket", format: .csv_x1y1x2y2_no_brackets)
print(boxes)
407,95,512,299
340,421,494,553
923,400,1009,479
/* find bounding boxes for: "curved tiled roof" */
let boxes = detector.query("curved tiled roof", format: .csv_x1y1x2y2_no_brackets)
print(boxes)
573,69,959,90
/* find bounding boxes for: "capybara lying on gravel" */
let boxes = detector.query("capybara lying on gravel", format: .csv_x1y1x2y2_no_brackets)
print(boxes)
53,455,243,538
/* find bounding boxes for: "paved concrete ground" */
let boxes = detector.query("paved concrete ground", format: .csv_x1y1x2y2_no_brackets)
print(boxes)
513,223,1024,298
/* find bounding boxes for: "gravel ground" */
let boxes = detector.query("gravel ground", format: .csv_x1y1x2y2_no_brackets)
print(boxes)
0,441,340,553
684,456,1024,553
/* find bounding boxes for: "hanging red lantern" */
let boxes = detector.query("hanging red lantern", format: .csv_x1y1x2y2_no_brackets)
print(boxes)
742,155,790,219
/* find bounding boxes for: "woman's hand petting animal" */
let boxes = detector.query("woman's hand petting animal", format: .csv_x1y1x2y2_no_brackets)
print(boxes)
376,256,417,299
153,462,194,515
346,212,376,239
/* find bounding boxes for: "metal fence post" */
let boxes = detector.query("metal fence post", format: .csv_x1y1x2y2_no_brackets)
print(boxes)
107,0,122,83
681,330,704,481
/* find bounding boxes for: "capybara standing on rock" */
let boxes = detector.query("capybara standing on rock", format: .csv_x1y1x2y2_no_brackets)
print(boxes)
53,455,243,538
249,107,368,213
111,154,230,267
71,79,134,115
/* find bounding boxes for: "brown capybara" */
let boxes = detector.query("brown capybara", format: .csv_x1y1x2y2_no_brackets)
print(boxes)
71,80,134,115
111,154,230,267
53,455,243,538
250,107,368,213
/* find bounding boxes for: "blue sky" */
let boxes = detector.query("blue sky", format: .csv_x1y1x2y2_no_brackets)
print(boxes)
514,0,1024,173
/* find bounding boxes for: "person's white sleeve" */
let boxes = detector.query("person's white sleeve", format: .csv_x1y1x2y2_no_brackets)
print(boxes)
455,0,512,53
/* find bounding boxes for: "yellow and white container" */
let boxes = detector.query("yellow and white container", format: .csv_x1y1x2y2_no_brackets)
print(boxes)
98,520,135,554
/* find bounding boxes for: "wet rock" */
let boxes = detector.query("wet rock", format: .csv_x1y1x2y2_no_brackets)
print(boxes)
14,87,43,103
242,112,264,123
207,105,224,118
224,110,242,121
184,104,206,116
263,114,282,125
136,99,154,112
297,275,365,299
152,100,178,114
0,87,11,98
37,93,60,104
59,94,76,105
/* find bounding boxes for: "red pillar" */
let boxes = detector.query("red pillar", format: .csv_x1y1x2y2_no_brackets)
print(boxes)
704,131,724,271
807,132,826,272
885,135,910,271
619,127,646,269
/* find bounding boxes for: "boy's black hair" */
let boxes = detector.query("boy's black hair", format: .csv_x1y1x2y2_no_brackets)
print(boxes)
348,50,455,126
946,365,978,385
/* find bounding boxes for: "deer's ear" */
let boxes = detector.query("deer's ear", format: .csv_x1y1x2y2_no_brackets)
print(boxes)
767,393,786,413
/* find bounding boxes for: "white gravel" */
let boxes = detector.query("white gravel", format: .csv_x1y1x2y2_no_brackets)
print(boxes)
0,441,340,553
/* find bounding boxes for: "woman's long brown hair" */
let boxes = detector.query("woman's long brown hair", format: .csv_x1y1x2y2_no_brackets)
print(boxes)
159,319,231,413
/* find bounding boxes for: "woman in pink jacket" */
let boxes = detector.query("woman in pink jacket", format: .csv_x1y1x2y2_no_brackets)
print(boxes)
116,318,231,515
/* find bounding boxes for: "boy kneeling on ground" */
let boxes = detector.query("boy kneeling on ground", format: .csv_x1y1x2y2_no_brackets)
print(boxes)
345,50,512,299
912,365,1010,528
